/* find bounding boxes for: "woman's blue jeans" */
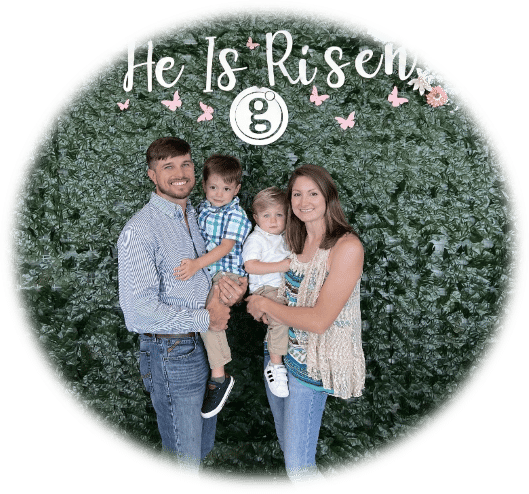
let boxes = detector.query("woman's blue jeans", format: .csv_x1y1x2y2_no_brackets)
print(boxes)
264,354,327,481
139,333,217,468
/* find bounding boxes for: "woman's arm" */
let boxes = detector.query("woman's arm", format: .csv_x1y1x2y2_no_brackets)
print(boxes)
246,235,363,334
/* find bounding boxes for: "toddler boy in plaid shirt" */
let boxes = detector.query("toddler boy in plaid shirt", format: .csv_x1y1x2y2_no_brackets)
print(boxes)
174,154,251,418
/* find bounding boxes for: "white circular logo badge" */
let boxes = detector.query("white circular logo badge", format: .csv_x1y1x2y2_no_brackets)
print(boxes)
230,87,289,145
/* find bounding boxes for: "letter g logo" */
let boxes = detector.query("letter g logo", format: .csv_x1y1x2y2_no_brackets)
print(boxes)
230,87,289,146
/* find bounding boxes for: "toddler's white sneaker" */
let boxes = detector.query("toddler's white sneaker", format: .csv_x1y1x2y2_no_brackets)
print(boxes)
264,361,289,397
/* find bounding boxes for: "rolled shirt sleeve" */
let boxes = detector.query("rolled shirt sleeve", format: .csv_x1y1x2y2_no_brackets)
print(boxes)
241,232,263,263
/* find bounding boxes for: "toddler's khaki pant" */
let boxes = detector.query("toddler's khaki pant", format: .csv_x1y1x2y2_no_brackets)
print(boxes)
252,285,288,357
201,272,242,369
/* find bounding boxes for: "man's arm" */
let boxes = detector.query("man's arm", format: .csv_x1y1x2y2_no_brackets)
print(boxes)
174,238,236,281
206,285,231,331
118,226,210,334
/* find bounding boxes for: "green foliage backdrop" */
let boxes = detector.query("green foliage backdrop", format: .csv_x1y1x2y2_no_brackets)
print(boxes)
15,14,513,476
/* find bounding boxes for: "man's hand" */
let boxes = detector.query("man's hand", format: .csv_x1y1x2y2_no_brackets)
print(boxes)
218,275,248,306
174,258,200,281
207,285,230,331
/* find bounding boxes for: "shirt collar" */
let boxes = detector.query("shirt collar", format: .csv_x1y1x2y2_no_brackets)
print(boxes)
255,225,282,237
202,196,240,212
149,192,193,219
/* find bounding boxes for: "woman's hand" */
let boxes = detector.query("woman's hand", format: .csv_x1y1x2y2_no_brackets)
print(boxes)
246,294,268,323
244,235,364,334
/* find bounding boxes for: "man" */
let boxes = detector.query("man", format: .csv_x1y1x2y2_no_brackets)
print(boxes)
117,137,247,468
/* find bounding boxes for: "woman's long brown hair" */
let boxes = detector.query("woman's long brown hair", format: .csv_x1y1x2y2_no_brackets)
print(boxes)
285,164,358,254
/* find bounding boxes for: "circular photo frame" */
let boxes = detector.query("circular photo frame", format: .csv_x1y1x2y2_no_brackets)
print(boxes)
4,0,523,490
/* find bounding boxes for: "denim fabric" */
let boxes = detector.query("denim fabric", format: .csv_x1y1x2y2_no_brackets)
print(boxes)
139,334,217,468
264,354,327,481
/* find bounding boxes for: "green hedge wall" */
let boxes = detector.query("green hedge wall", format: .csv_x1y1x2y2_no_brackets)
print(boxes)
15,14,513,476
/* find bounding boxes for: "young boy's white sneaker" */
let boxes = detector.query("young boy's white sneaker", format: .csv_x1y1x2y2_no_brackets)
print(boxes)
264,362,289,397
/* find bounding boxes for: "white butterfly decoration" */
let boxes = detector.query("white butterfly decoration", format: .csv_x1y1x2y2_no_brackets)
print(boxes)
407,69,433,96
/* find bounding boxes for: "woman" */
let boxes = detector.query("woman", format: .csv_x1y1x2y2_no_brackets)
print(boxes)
246,164,365,481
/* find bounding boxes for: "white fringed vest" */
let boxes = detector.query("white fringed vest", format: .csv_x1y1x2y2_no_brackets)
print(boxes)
280,248,365,399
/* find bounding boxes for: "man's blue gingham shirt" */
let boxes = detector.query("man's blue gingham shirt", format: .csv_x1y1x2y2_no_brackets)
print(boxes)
118,192,212,334
197,197,252,277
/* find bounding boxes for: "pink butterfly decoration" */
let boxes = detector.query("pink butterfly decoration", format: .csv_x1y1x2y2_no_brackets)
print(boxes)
309,86,329,106
335,112,355,130
387,86,408,107
246,37,260,49
197,102,214,122
117,99,129,111
162,91,182,111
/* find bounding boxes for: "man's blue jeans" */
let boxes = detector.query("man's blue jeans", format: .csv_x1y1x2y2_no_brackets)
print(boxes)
264,354,327,481
139,333,217,468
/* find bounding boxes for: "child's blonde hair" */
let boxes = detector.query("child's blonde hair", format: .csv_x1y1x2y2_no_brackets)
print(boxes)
252,187,288,215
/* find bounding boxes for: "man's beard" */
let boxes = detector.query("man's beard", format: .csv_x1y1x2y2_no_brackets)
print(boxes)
157,177,195,201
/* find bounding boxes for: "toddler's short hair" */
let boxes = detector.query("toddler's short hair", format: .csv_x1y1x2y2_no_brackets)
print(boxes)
203,154,242,184
252,187,288,214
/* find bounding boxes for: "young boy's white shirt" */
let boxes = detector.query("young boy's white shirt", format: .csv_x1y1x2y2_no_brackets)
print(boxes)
242,225,290,293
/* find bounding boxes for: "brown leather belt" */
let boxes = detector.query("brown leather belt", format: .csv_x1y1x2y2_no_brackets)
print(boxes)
143,332,197,338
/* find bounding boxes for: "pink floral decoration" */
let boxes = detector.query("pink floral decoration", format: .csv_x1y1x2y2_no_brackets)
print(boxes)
335,111,355,130
162,91,182,111
310,86,329,106
246,37,260,49
387,86,408,107
117,99,129,111
426,86,448,107
197,102,213,122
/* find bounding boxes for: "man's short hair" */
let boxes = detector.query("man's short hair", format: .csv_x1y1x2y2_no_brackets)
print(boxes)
252,187,288,214
202,154,242,185
146,137,191,169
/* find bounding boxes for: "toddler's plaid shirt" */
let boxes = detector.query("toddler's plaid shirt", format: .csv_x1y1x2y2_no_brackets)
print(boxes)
197,197,252,277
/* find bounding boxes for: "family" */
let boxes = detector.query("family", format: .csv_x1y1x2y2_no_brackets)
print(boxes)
117,137,365,481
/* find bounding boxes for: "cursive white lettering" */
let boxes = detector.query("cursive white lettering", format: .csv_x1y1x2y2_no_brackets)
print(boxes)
218,49,248,91
266,30,300,85
325,46,351,88
355,49,384,79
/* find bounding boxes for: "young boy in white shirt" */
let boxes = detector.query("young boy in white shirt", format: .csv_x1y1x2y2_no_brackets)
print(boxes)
242,187,291,397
